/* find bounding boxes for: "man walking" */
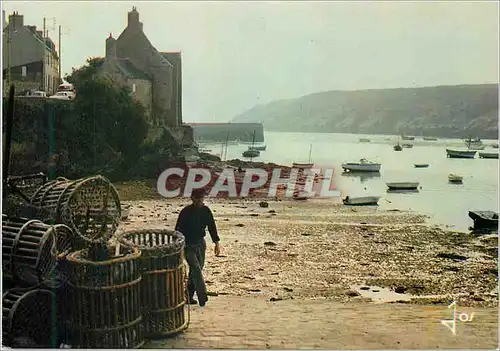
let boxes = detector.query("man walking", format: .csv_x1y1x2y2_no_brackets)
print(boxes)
175,188,221,307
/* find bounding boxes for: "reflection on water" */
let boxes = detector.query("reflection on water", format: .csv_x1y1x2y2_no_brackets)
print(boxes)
199,132,498,231
341,171,381,183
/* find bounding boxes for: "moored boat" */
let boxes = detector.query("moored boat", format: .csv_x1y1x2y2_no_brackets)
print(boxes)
402,143,413,148
401,135,415,140
479,152,499,159
341,158,381,172
386,182,419,190
448,174,463,183
359,138,371,143
491,143,499,149
342,196,381,206
292,163,314,169
468,211,499,229
423,136,438,141
248,145,267,151
242,149,260,158
463,137,483,150
414,164,429,168
446,149,477,159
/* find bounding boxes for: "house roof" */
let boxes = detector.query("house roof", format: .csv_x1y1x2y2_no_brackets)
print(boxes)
115,58,150,80
160,52,181,66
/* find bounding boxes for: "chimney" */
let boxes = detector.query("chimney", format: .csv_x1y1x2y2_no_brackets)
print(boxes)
127,7,140,29
8,11,24,31
106,33,116,59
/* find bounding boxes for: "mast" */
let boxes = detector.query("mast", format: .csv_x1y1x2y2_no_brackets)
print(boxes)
250,130,256,161
308,144,312,164
223,132,229,161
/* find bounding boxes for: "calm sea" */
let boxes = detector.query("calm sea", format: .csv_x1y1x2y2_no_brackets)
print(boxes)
200,131,499,232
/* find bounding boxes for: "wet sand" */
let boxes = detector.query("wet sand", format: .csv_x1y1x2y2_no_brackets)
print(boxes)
114,193,498,308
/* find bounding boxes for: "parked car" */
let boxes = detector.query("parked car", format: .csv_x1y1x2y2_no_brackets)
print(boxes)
18,90,47,98
49,91,75,100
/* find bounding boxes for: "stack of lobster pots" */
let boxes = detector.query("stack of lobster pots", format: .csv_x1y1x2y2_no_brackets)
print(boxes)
3,174,190,348
118,229,188,338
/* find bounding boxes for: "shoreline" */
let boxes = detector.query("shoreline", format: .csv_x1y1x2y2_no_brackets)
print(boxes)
114,181,498,309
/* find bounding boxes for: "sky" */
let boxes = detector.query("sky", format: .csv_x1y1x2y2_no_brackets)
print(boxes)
2,1,499,122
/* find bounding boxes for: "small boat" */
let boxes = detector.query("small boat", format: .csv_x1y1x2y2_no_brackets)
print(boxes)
293,144,314,170
479,152,499,159
199,148,212,153
342,196,380,206
491,143,499,149
394,136,403,151
414,164,429,168
292,163,314,169
341,158,381,172
402,143,414,148
242,149,259,158
248,145,267,151
463,137,483,150
121,204,130,220
446,149,477,159
242,130,260,158
468,211,498,229
386,182,419,190
423,136,438,141
359,138,371,143
401,135,415,141
448,174,463,183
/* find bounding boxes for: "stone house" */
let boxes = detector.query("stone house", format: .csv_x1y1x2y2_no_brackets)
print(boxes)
2,11,60,95
100,7,182,129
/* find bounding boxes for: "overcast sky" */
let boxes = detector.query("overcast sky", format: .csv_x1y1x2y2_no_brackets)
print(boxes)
2,1,499,122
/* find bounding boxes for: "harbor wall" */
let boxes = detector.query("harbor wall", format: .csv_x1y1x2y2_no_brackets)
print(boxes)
186,122,264,142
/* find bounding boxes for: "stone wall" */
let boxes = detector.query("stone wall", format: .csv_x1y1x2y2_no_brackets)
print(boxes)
187,123,265,142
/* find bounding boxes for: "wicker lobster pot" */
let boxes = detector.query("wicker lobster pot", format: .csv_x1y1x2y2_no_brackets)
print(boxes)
2,288,58,348
30,175,121,247
118,229,188,338
65,246,144,348
2,215,74,288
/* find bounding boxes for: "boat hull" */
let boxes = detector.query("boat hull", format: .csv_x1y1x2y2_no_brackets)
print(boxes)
414,164,429,168
446,149,477,159
343,196,380,206
249,145,267,151
386,182,419,190
401,136,415,140
292,163,314,169
342,163,381,172
242,150,260,158
479,152,499,159
468,211,499,229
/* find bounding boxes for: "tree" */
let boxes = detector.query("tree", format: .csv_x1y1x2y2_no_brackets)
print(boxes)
61,57,149,178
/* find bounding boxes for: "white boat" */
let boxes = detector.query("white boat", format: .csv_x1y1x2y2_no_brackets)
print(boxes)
446,149,477,159
342,196,381,206
448,174,463,183
342,158,381,172
463,137,484,150
423,136,438,141
248,145,267,151
359,138,371,143
479,152,499,159
293,144,314,169
386,182,419,190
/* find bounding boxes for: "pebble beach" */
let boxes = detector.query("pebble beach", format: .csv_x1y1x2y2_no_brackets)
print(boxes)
115,180,498,309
